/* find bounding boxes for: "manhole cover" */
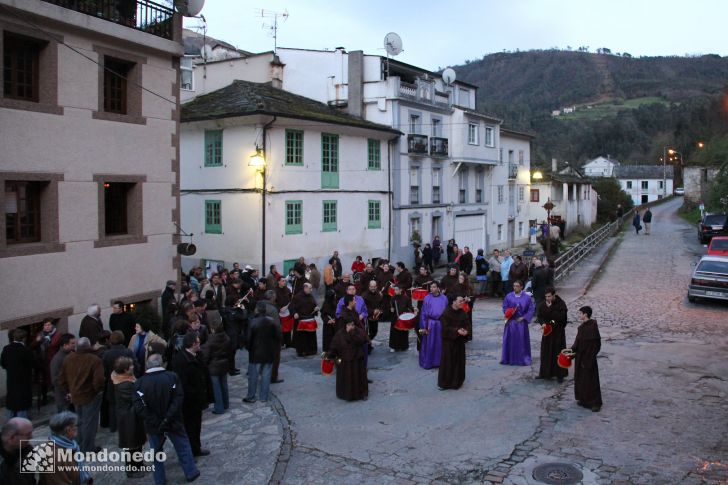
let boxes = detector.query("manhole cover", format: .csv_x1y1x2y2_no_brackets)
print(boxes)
532,463,583,484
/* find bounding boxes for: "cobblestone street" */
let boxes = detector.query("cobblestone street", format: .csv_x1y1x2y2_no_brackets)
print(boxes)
28,198,728,485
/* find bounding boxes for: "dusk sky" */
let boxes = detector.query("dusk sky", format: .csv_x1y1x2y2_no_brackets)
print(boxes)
185,0,727,70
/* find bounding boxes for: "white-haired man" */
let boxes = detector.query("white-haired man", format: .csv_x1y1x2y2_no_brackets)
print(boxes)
79,303,104,345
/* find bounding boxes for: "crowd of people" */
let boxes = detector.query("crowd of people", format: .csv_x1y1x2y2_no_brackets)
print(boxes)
0,241,603,484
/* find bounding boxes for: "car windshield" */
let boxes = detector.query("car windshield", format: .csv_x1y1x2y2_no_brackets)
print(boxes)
697,260,728,274
711,239,728,250
704,215,727,225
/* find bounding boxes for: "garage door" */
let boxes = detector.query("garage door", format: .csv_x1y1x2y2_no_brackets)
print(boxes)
454,214,485,253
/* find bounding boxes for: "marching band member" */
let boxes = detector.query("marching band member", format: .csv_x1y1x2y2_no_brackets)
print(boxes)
418,282,448,369
327,309,369,402
289,283,318,357
438,295,468,390
274,277,293,349
389,285,416,352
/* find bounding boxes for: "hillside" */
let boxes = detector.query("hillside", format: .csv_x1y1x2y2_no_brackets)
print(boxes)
452,51,728,166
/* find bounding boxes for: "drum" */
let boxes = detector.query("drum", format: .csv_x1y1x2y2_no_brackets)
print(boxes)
394,312,417,331
279,313,295,333
297,318,317,332
557,349,575,369
462,302,471,313
321,357,335,375
411,288,428,301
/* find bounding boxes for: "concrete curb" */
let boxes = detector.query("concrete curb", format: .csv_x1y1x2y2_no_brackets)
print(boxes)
268,392,294,485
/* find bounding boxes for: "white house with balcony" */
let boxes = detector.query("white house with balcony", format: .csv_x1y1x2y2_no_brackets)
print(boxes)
180,46,534,265
614,165,674,205
582,155,620,177
180,80,399,276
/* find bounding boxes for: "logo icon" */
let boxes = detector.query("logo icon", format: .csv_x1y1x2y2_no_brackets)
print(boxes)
20,440,55,473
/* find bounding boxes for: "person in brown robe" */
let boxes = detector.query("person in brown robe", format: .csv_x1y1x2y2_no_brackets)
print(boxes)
389,286,416,351
394,262,413,291
438,296,468,390
357,263,376,295
374,264,394,341
439,265,460,296
536,287,568,382
327,319,369,401
291,269,308,295
571,305,602,412
320,288,338,352
289,283,318,357
361,280,384,339
449,273,475,342
274,278,293,348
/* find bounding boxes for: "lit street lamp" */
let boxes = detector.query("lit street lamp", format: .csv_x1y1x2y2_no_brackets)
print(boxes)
250,146,267,273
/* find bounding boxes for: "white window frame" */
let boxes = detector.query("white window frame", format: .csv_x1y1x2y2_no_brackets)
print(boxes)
409,114,420,135
641,180,648,190
181,56,194,91
518,186,525,202
468,123,478,145
484,126,494,147
626,181,633,189
518,150,524,165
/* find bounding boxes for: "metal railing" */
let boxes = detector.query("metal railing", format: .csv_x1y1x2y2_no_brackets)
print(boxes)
407,134,428,155
430,137,448,157
553,209,634,282
42,0,175,40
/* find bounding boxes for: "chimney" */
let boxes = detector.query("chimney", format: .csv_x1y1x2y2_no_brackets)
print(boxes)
269,54,285,89
552,158,558,173
347,50,364,118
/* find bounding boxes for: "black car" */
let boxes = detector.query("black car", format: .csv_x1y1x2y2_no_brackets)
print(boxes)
698,213,728,244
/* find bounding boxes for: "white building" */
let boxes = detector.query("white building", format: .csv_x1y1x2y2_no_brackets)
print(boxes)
614,165,674,205
181,47,533,265
1,0,183,398
582,155,621,177
180,80,399,276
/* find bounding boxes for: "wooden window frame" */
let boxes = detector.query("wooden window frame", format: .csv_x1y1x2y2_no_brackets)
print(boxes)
103,56,132,114
3,32,41,102
204,130,223,167
367,139,381,170
367,200,381,229
94,174,146,248
92,45,146,125
205,200,222,234
321,134,339,189
4,180,42,243
530,189,540,203
285,129,304,166
322,200,337,232
285,200,303,235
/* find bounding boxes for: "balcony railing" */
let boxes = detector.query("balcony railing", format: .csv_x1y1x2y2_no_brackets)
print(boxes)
42,0,175,40
397,79,451,107
508,163,518,179
430,137,448,157
407,134,429,155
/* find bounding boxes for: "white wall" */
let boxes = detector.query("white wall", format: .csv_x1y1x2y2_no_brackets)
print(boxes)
619,178,674,205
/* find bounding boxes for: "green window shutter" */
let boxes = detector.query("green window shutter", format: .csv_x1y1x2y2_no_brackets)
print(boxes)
204,200,222,234
367,139,381,170
322,200,337,232
367,200,381,229
285,200,303,235
321,133,339,188
204,130,223,167
285,129,304,165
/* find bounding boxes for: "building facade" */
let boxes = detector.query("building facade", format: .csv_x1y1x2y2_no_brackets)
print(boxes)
614,165,674,205
582,155,620,177
683,166,719,204
181,47,533,266
0,0,183,398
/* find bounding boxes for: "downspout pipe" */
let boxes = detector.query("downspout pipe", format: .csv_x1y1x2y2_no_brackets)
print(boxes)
261,116,277,274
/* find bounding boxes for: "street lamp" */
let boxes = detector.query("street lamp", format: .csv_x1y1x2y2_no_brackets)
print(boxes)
532,170,544,180
542,198,555,257
249,146,267,274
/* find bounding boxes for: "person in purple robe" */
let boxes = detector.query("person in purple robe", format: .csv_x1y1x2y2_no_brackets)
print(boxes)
419,282,448,369
335,284,368,322
501,279,535,366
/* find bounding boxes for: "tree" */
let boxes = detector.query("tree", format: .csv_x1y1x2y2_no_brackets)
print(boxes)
591,177,633,223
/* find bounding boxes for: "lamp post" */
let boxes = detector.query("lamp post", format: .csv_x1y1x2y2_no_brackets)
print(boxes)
249,146,266,273
542,198,555,257
668,148,683,194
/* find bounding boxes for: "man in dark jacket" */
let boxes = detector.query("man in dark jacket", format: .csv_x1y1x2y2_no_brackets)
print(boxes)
243,302,282,403
171,332,210,458
109,301,136,346
0,417,35,485
1,329,34,419
459,246,474,275
102,331,139,431
161,280,177,338
79,304,104,345
133,354,200,484
260,290,284,384
508,255,528,287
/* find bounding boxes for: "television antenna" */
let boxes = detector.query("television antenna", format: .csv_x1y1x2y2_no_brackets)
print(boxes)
254,8,289,53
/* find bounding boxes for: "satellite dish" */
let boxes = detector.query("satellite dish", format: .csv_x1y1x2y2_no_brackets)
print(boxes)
174,0,205,17
384,32,403,56
442,67,456,85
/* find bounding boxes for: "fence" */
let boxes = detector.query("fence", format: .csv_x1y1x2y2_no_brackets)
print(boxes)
553,209,634,282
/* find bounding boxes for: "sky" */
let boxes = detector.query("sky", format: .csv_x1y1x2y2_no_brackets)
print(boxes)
184,0,727,70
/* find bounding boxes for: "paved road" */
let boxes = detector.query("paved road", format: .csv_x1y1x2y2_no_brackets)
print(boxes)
28,197,728,484
273,197,728,485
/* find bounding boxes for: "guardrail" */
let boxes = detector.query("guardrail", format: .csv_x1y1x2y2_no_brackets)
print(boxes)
553,209,634,282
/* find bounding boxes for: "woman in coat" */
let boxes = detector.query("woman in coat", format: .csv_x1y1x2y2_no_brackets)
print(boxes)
111,356,146,478
202,321,232,414
128,321,166,374
632,209,641,235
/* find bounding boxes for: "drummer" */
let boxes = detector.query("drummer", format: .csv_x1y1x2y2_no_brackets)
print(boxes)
389,285,416,352
361,280,384,344
289,282,319,357
275,276,293,348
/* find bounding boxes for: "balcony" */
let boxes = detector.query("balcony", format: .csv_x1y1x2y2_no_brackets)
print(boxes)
430,137,449,157
42,0,175,40
508,163,518,179
396,78,451,108
407,134,429,155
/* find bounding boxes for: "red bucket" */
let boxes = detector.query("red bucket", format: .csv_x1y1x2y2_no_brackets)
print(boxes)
321,358,335,375
543,323,553,337
557,350,574,369
411,288,428,301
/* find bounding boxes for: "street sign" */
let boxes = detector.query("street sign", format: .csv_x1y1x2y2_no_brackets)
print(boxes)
522,250,535,257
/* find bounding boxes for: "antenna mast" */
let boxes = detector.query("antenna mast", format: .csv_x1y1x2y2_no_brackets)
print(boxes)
254,8,289,53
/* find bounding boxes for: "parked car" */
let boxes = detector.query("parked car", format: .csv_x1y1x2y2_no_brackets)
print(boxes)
674,187,685,196
707,236,728,257
697,213,728,244
688,256,728,303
